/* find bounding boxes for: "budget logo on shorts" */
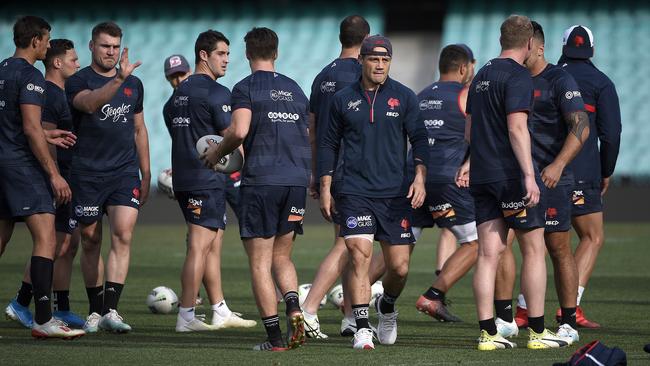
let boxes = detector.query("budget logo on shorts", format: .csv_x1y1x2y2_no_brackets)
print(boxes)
545,207,559,226
429,203,456,219
572,190,585,206
501,201,527,218
288,206,305,222
270,90,293,101
75,205,99,217
187,197,203,217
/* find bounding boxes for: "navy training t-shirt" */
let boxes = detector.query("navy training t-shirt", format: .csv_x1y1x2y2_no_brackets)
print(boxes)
530,64,584,186
42,80,74,172
164,74,231,191
467,58,534,184
416,81,468,183
0,57,46,167
65,66,143,176
231,70,310,187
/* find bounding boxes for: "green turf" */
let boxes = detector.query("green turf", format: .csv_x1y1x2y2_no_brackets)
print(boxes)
1,223,649,365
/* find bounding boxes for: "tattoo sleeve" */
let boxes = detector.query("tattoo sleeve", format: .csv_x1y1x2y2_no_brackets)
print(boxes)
566,110,589,144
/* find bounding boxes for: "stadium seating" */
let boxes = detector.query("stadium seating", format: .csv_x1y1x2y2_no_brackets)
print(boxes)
441,0,649,177
0,3,383,183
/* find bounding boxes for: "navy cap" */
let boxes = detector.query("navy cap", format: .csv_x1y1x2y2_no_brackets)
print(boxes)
361,35,392,57
562,25,594,59
455,43,475,62
164,54,190,77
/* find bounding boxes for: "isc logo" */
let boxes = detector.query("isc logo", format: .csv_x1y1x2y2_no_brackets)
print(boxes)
386,111,399,117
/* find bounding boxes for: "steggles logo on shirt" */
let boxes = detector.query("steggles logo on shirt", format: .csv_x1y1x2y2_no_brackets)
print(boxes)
100,103,131,123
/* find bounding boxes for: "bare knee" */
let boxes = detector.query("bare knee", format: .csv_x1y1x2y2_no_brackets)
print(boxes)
386,257,409,280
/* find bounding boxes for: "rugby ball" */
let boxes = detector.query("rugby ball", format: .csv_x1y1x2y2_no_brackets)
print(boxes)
195,134,244,174
157,168,174,199
327,283,344,309
298,283,327,308
146,286,179,314
369,280,384,308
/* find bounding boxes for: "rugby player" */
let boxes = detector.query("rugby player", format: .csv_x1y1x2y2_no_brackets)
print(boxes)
412,44,478,323
466,15,571,350
0,16,83,339
163,30,255,332
202,27,310,351
5,39,86,329
300,14,385,339
66,21,150,333
497,21,590,343
558,24,621,328
319,35,429,350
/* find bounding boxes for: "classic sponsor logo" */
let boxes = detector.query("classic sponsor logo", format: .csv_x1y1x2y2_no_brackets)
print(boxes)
100,103,131,123
75,205,100,217
419,99,442,110
270,90,293,101
288,206,305,222
174,95,189,106
387,97,400,110
26,83,45,94
267,111,300,123
475,80,490,92
320,81,336,93
172,117,190,126
424,119,444,129
347,215,373,229
572,190,585,206
347,99,362,111
429,203,456,219
565,91,582,99
501,200,527,218
386,111,399,117
222,104,231,113
428,137,435,146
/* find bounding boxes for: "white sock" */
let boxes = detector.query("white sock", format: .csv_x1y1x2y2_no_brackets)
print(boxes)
212,300,232,318
412,227,424,242
303,310,317,321
179,306,195,322
517,293,527,309
577,286,585,306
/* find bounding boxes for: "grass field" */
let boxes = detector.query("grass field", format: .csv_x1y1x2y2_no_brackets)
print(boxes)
1,222,649,365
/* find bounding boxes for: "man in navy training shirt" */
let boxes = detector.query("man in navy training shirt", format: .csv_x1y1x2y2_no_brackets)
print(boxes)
65,21,150,334
5,39,88,330
465,15,571,350
300,15,386,340
412,44,478,324
164,30,255,332
558,25,621,328
0,16,84,340
202,27,310,352
495,21,590,343
319,35,428,350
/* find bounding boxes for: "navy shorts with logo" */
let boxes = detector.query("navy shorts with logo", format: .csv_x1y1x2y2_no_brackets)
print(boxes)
225,171,241,221
239,185,306,239
0,165,55,219
470,178,545,230
176,189,226,230
55,168,77,234
71,174,141,224
544,184,572,233
425,183,475,228
337,195,415,245
571,183,603,217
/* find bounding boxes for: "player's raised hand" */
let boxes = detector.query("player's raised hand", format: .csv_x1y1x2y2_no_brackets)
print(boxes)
50,173,71,205
522,175,540,207
117,48,142,81
45,129,77,149
541,161,563,189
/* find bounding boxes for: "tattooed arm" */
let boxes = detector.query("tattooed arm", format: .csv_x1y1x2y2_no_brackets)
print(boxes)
541,110,590,188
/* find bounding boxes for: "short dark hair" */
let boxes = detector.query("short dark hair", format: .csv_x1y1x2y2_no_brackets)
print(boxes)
44,39,74,68
339,15,370,48
13,16,51,49
500,15,533,50
244,27,278,61
91,21,122,41
438,45,470,74
194,30,230,64
531,21,545,43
